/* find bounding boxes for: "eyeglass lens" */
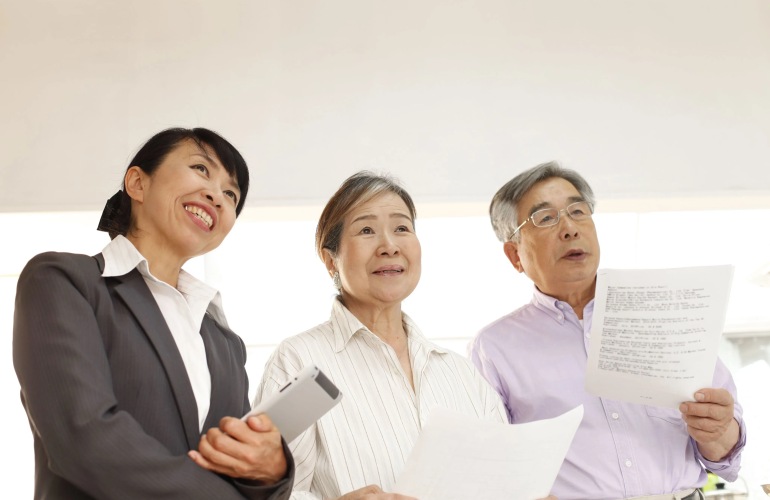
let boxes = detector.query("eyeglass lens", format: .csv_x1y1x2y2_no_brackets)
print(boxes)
531,201,591,227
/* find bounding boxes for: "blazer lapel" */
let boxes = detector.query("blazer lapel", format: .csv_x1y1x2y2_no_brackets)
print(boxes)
112,269,201,449
200,317,235,431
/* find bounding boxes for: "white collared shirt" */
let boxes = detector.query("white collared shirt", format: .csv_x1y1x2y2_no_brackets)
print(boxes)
102,235,228,432
254,298,507,500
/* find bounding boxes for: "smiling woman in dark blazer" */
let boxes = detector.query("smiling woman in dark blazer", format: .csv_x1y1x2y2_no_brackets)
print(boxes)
13,127,294,499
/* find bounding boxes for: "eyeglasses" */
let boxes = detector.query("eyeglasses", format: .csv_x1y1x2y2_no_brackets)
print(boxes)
510,201,593,239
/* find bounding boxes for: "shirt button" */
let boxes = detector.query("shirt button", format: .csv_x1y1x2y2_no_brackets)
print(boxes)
625,460,632,467
557,314,564,321
611,412,619,420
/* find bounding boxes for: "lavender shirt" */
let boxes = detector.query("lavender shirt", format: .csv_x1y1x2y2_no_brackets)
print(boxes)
468,286,746,500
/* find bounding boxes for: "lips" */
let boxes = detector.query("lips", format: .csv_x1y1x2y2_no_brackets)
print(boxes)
373,265,404,275
184,204,215,230
562,248,586,259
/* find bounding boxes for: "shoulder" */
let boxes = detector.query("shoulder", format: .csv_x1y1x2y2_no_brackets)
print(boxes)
435,348,483,377
264,320,336,368
281,319,335,350
18,251,102,289
428,349,505,405
472,303,534,345
22,251,98,272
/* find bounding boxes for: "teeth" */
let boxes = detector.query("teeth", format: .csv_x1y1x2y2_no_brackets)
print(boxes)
184,205,213,228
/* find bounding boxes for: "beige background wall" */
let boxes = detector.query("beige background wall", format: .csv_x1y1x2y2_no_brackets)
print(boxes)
2,0,770,213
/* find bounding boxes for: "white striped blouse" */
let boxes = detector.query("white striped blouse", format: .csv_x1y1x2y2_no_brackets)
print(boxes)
253,298,508,500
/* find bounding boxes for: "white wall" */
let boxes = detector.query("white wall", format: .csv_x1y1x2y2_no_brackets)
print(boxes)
1,0,770,213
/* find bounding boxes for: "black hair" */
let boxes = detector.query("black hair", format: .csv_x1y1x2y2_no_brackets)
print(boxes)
98,127,249,238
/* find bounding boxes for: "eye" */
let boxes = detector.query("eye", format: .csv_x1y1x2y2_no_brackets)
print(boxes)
224,190,238,205
191,164,209,175
359,226,374,235
534,210,556,225
568,202,591,218
395,225,411,233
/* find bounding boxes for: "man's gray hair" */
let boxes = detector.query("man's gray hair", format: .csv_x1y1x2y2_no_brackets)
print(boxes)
489,161,596,242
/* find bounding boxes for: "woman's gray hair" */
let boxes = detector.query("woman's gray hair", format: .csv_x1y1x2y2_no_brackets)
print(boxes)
489,161,596,242
316,171,417,260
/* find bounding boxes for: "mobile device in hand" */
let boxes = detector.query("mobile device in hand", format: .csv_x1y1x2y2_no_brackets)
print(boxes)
243,365,342,443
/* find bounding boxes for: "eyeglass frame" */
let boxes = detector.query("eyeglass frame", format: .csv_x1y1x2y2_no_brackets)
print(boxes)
509,200,594,240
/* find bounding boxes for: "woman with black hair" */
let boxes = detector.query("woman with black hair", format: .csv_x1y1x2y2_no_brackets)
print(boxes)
13,127,294,499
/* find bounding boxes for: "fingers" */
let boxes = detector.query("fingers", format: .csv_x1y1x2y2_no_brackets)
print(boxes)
338,486,417,500
692,388,733,406
338,485,383,499
679,388,733,418
187,449,215,471
195,432,243,475
679,390,735,445
243,413,277,433
221,415,275,438
682,417,729,443
191,419,287,483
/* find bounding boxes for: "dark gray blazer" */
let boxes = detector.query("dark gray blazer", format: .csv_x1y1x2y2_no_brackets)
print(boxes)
13,251,294,500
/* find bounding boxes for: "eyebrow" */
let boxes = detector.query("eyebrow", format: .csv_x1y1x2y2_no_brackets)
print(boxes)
350,212,413,225
527,195,584,216
190,153,241,194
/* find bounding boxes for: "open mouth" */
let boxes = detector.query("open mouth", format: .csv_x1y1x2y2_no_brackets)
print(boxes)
184,205,214,229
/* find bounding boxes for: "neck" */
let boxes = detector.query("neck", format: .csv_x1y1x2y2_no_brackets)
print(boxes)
340,296,406,346
541,278,596,319
126,234,185,289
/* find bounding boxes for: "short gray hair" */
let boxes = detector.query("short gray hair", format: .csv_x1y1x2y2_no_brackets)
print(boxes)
489,161,596,242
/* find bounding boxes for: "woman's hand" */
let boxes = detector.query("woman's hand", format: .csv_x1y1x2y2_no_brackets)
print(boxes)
188,414,287,485
337,485,417,500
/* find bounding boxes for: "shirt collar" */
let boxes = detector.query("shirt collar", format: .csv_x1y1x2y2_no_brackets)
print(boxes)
100,235,229,329
330,297,449,355
531,285,595,320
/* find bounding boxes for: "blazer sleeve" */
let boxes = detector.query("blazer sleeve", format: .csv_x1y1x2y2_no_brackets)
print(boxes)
13,252,291,500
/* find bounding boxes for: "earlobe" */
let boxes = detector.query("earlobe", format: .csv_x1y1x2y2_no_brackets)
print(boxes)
503,241,525,274
123,166,146,203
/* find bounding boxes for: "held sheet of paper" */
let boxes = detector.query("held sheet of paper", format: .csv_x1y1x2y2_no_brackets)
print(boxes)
585,265,734,408
393,405,583,500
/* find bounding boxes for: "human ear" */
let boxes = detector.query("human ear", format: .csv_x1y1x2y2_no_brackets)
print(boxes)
123,166,147,203
321,248,337,277
503,241,525,274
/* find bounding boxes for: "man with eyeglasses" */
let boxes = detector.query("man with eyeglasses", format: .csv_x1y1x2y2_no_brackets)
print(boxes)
468,161,745,500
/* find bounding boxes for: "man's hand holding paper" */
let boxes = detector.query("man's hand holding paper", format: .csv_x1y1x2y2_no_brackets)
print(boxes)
680,388,741,461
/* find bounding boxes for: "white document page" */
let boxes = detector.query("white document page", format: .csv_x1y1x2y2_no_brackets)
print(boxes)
393,405,583,500
585,265,734,408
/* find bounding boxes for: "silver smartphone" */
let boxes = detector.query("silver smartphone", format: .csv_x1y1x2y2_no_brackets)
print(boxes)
243,365,343,443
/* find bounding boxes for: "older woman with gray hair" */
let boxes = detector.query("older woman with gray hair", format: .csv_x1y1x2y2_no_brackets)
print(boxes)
252,171,517,500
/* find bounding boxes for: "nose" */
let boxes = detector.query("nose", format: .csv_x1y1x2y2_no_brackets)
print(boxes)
203,190,223,208
558,212,580,241
378,233,399,256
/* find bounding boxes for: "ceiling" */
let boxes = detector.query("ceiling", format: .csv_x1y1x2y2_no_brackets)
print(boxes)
1,0,769,213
